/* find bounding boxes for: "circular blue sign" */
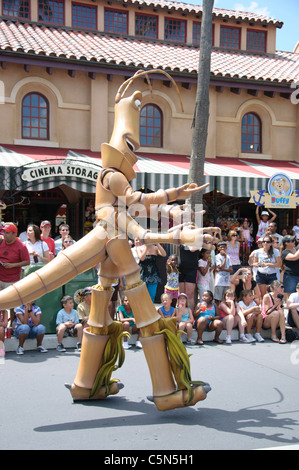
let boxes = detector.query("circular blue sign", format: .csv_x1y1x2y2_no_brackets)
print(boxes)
268,173,293,197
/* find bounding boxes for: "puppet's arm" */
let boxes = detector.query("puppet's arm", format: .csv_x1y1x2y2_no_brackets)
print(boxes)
108,171,208,211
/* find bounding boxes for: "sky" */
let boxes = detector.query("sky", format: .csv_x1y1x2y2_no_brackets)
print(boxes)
185,0,299,52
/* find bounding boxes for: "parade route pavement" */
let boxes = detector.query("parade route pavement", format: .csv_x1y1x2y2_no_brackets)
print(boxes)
1,338,299,451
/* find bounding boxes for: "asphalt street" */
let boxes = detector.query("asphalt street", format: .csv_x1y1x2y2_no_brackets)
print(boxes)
1,338,299,451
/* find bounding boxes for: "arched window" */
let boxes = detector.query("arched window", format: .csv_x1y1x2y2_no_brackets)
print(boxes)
140,104,162,147
22,93,49,140
241,112,261,153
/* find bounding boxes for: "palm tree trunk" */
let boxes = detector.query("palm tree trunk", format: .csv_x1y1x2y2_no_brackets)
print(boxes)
188,0,214,210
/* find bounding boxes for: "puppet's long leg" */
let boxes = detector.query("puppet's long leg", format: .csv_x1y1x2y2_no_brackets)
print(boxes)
124,273,210,411
66,237,142,401
66,281,126,401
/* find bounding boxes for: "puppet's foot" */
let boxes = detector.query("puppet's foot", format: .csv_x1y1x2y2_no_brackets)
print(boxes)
147,383,211,411
65,381,124,402
68,322,128,403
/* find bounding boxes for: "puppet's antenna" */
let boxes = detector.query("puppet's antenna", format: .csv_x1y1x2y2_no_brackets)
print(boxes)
115,69,184,112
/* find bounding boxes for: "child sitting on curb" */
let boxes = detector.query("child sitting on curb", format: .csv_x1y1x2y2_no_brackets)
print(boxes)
173,293,195,345
56,295,83,352
117,295,142,349
158,293,175,318
238,289,264,343
194,290,223,345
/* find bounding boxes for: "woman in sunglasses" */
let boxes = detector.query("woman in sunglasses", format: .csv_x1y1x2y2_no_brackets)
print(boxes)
61,235,74,250
226,230,242,274
253,235,281,298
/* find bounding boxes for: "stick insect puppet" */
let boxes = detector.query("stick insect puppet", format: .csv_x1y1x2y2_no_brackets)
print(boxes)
0,70,218,411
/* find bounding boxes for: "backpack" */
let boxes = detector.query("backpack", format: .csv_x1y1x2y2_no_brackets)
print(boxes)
286,329,299,343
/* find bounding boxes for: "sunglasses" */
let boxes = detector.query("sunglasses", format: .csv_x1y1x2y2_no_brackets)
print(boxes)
263,240,271,243
279,285,284,288
231,234,237,237
64,240,73,244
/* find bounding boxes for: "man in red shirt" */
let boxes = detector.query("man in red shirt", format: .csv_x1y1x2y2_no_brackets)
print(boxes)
0,223,30,324
0,223,30,286
40,220,55,260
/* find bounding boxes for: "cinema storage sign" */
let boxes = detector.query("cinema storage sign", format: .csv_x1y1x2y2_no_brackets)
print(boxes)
21,163,99,183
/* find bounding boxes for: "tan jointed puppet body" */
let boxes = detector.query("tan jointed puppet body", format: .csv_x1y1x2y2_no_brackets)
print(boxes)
0,70,217,411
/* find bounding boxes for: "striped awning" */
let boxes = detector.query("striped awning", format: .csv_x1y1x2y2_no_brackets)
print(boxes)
0,146,102,193
134,154,299,197
1,144,299,198
203,157,299,197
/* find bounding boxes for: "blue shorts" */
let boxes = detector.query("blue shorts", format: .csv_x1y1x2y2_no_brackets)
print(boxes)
256,271,277,285
14,324,46,338
283,272,299,294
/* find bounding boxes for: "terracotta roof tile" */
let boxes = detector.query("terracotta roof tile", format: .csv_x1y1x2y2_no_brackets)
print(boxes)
0,20,298,83
123,0,283,27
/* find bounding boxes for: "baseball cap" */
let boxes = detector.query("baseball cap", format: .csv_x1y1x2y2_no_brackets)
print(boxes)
282,235,295,243
261,211,269,216
3,223,18,234
178,293,188,299
82,287,92,296
40,220,51,228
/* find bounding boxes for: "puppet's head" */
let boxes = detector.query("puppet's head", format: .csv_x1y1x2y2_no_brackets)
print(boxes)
101,70,183,181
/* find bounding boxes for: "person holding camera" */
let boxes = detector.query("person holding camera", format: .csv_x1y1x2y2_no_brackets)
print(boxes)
230,267,261,304
261,280,286,343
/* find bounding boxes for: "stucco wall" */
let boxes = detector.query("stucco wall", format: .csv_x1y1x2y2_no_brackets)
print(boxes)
0,64,297,161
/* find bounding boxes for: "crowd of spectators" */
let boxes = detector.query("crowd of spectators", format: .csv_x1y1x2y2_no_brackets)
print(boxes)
0,209,299,357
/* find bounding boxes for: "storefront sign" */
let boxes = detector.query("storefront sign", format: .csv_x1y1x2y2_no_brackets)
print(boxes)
21,163,99,183
249,173,299,208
